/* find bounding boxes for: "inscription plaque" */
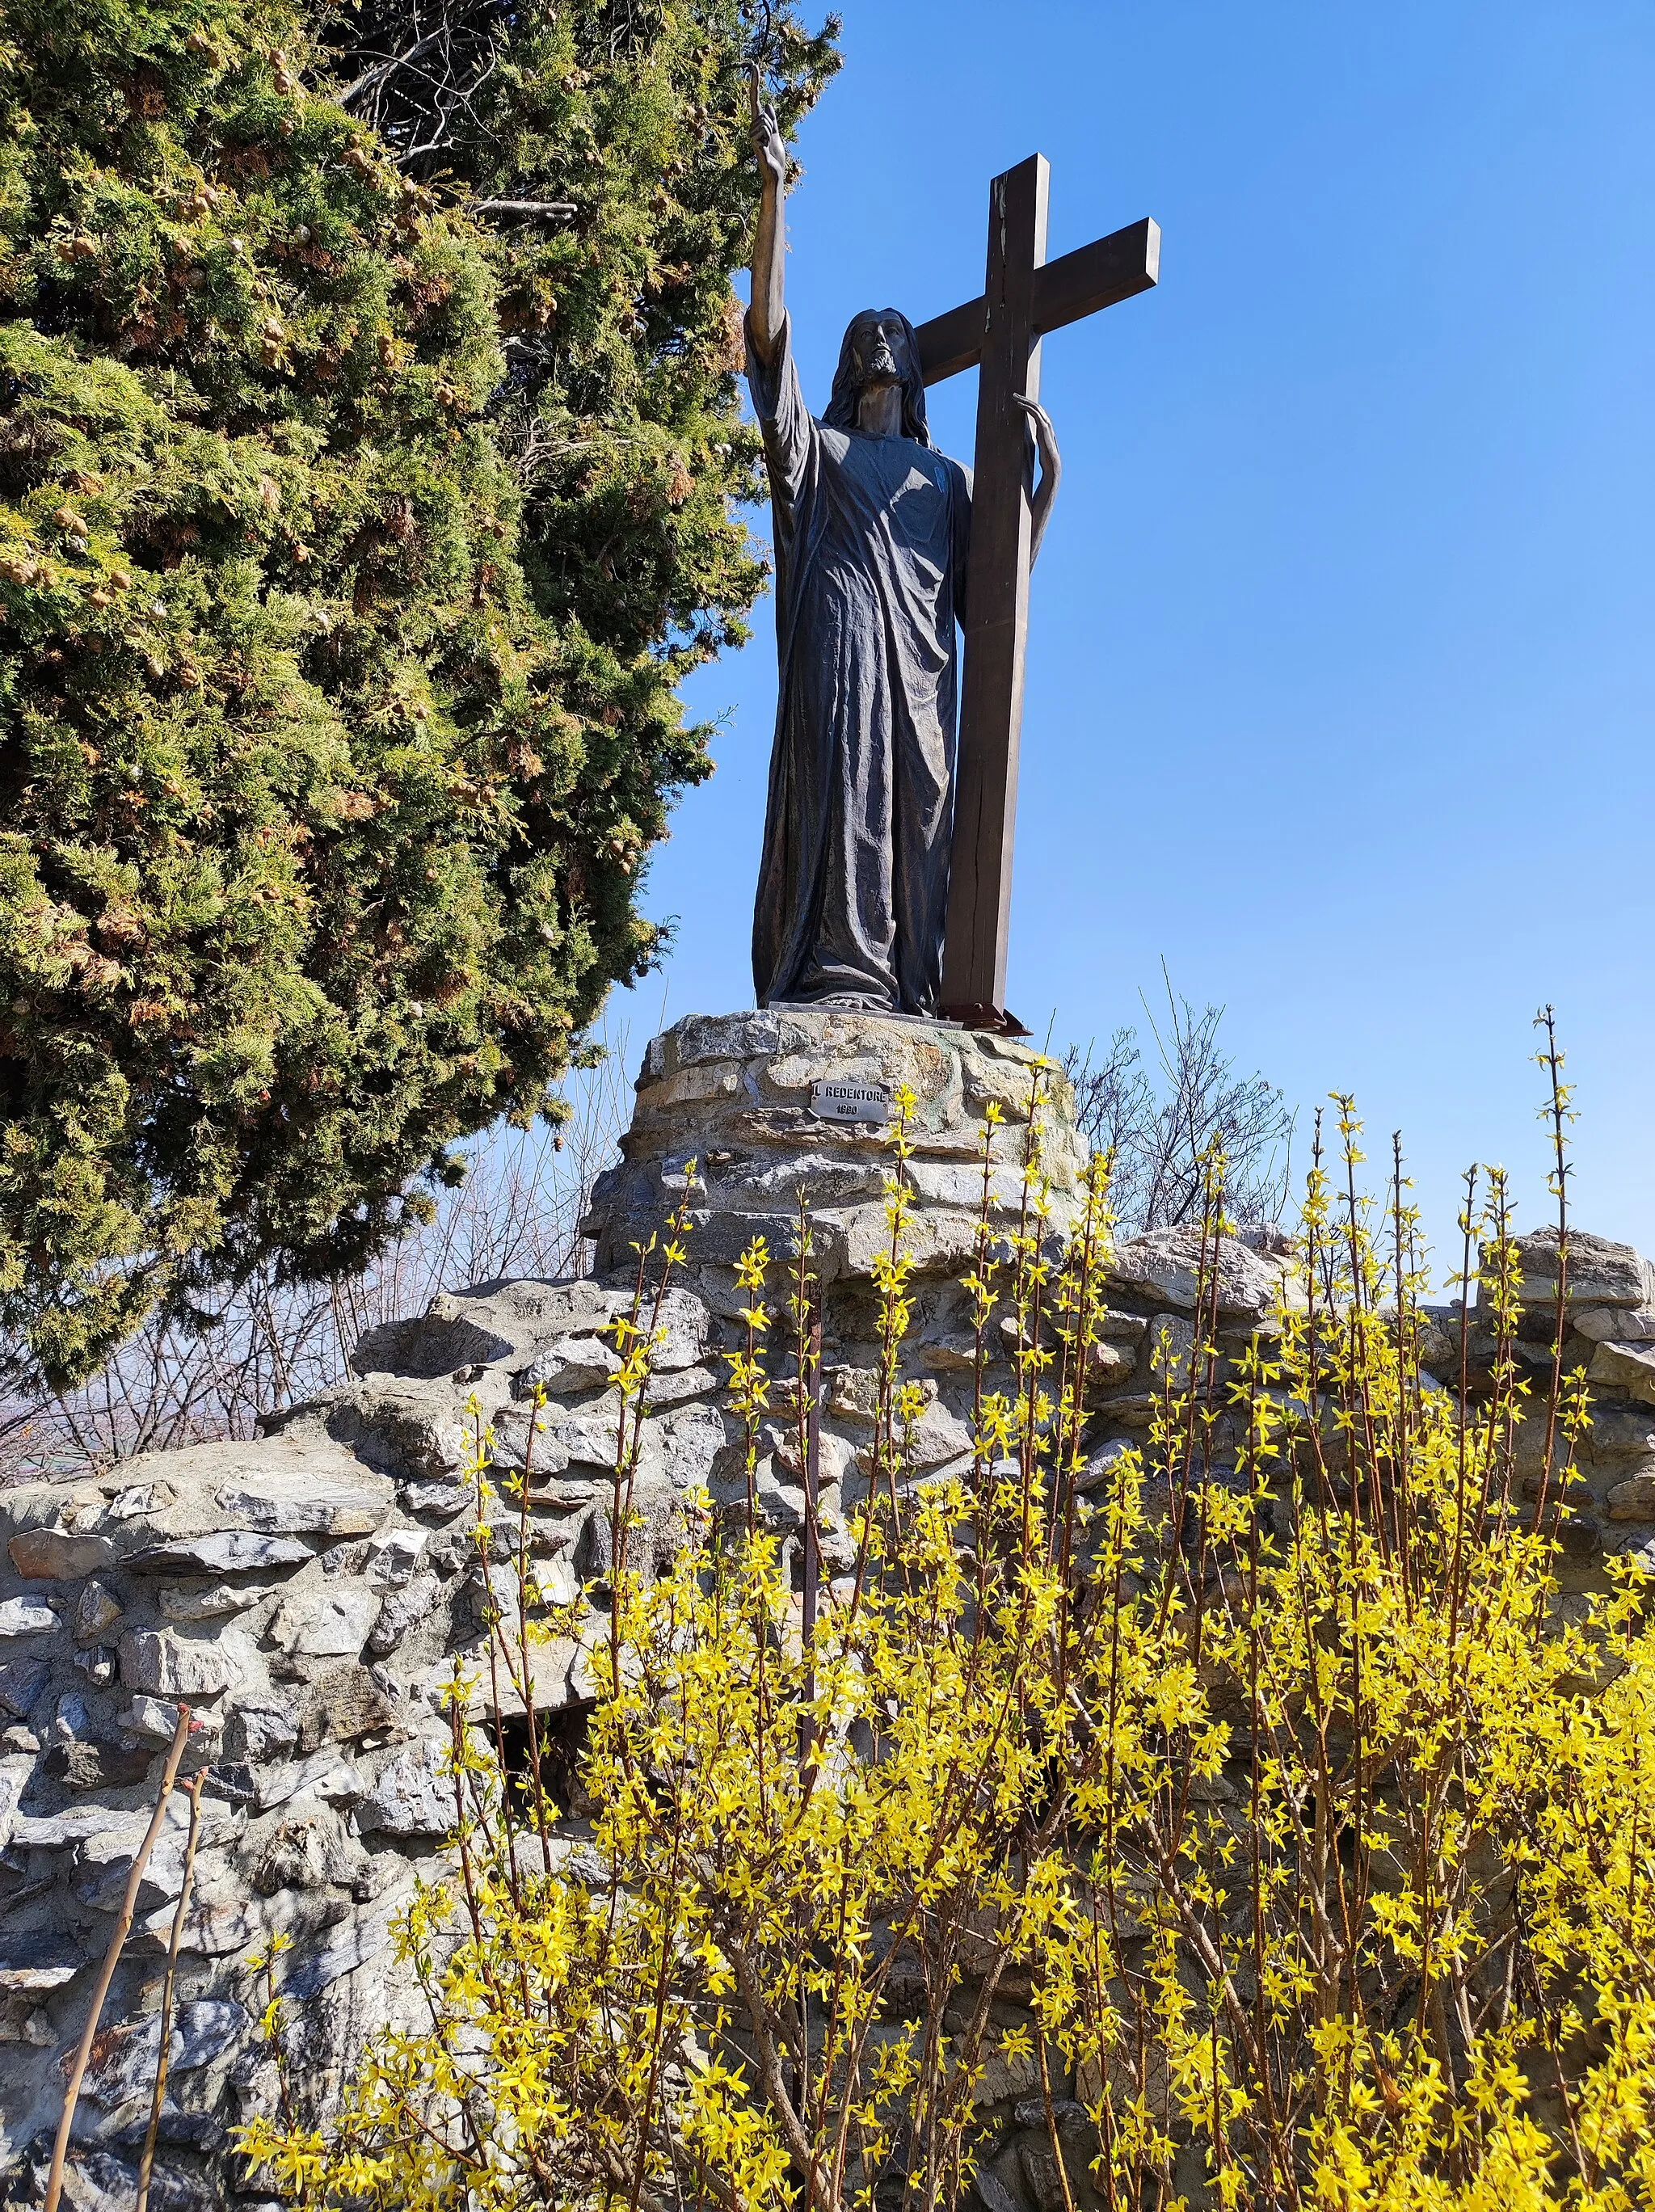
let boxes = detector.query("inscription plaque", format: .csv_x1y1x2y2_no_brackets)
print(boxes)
810,1079,892,1126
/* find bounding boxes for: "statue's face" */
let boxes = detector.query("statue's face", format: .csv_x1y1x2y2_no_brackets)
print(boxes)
847,310,908,391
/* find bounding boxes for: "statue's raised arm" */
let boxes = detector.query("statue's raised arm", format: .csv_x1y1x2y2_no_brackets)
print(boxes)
747,70,788,368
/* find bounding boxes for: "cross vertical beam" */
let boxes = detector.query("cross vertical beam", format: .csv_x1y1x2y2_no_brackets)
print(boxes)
940,154,1049,1025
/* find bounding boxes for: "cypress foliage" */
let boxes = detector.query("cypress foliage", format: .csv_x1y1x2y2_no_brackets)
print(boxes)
0,0,838,1386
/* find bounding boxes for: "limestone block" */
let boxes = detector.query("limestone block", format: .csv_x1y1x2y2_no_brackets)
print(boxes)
366,1527,429,1589
656,1402,735,1493
971,2037,1043,2106
292,1666,400,1751
47,1732,153,1789
828,1366,912,1426
0,1752,36,1848
919,1328,980,1371
959,1048,1053,1120
0,1658,52,1716
224,1700,299,1761
1109,1227,1286,1320
8,1527,116,1579
1076,1437,1138,1494
255,1750,364,1814
1090,1338,1136,1387
1584,1405,1655,1459
0,1596,58,1637
367,1570,442,1658
646,1287,715,1372
972,2168,1023,2212
360,1734,453,1838
575,1479,684,1582
217,1462,392,1538
1145,1312,1196,1384
105,1480,173,1520
1607,1470,1655,1521
714,1153,889,1212
1575,1304,1655,1343
125,1531,313,1575
645,1363,720,1409
838,1201,983,1283
161,1582,270,1622
487,1401,570,1478
75,1581,123,1641
550,1405,624,1472
1100,1308,1150,1344
520,1334,621,1393
905,1158,1026,1211
763,1424,856,1489
402,1478,470,1518
272,1584,380,1660
11,1805,152,1854
1018,2137,1074,2212
908,1408,976,1473
80,1999,251,2109
465,1625,594,1719
351,1308,515,1380
119,1629,240,1699
140,1877,266,1957
664,1009,802,1072
281,1885,416,2000
120,1693,186,1741
636,1060,744,1117
1590,1340,1655,1405
1506,1228,1654,1308
76,1829,187,1914
849,1401,973,1485
327,1384,479,1482
0,1956,77,2046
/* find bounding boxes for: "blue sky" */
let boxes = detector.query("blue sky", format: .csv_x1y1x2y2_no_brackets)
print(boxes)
611,0,1655,1266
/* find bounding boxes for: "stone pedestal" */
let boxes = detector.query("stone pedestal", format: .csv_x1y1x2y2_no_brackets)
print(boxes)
582,1009,1089,1304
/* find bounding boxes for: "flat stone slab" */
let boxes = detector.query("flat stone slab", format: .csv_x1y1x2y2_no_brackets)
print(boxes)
124,1532,314,1576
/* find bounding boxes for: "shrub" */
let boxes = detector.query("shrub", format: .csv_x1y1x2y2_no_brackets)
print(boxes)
0,0,838,1388
242,1044,1655,2210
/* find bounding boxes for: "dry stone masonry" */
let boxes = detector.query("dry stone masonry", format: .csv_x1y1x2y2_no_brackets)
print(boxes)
2,1011,1653,2209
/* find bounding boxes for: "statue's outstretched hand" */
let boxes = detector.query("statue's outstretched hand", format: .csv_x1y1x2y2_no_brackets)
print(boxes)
1014,395,1063,564
1015,395,1060,479
748,67,788,192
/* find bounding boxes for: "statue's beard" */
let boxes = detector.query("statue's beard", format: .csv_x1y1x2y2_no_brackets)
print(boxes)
854,335,901,389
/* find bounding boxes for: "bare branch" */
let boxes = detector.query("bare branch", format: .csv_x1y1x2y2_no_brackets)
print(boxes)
0,1020,635,1483
1064,967,1294,1233
474,198,578,221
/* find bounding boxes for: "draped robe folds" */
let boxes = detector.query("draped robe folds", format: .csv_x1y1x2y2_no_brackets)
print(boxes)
747,313,971,1015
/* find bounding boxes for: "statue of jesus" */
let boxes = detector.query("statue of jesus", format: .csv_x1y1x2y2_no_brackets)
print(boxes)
744,81,1060,1018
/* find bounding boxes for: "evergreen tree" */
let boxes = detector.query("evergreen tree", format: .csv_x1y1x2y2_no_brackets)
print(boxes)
0,0,837,1386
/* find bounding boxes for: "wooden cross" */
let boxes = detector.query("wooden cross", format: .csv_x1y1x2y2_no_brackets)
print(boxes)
913,155,1160,1029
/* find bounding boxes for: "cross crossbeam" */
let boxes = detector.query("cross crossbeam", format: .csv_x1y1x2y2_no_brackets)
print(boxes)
914,215,1161,386
912,155,1159,1027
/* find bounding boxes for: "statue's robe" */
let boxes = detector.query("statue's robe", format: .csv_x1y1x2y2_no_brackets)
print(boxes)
747,314,971,1014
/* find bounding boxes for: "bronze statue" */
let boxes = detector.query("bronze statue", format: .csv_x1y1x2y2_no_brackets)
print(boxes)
745,80,1059,1018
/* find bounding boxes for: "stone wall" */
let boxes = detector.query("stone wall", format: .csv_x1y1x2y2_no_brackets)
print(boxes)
2,1010,1652,2209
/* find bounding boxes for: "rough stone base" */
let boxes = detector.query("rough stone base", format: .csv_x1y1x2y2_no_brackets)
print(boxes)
4,1014,1654,2206
582,1007,1089,1304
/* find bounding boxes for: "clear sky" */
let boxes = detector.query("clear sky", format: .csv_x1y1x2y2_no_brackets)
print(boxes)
609,0,1655,1270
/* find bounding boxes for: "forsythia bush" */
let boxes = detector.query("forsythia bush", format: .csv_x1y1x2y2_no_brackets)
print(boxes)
0,0,837,1385
245,1066,1655,2210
